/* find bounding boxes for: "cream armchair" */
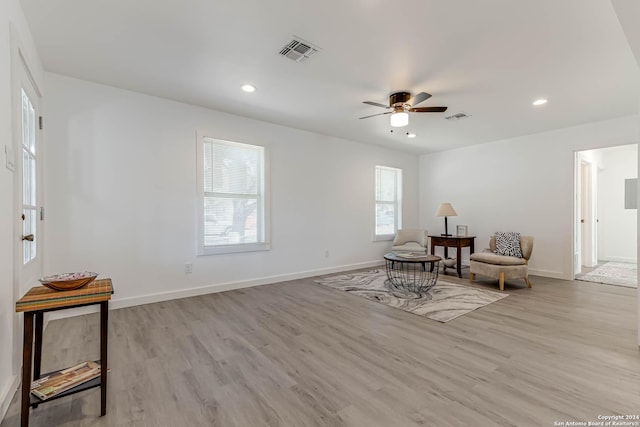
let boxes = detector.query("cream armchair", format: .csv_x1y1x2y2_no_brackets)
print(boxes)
469,235,534,291
391,229,429,252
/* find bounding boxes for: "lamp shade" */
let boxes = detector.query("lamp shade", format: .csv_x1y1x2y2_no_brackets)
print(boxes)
435,202,457,217
390,112,409,127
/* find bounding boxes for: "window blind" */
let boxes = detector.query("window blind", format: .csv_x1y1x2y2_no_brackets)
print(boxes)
375,165,402,237
202,138,265,249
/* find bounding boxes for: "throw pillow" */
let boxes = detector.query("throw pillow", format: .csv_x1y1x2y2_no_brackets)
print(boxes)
393,229,425,246
494,231,523,258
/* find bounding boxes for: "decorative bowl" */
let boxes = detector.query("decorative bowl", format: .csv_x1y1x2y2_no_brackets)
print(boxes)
39,272,98,291
443,258,457,268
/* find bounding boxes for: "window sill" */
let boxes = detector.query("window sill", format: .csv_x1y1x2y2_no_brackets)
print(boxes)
373,235,395,242
199,242,271,256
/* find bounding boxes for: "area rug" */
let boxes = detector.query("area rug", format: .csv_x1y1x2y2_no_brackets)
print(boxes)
314,269,508,322
576,262,637,288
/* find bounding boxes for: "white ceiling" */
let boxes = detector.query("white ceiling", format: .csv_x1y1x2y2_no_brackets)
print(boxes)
20,0,640,154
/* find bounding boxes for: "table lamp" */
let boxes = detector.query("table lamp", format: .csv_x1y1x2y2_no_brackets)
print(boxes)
435,202,457,236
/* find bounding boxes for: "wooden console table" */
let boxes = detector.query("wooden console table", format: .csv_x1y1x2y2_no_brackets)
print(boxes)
429,235,476,278
15,279,113,427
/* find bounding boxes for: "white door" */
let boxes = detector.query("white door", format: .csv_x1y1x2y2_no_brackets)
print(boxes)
13,59,43,300
574,154,582,276
581,161,591,268
581,161,599,268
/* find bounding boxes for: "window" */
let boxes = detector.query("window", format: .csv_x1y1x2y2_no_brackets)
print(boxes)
375,165,402,239
22,88,37,264
197,136,269,255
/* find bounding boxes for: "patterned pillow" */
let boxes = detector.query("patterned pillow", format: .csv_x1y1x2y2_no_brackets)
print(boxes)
494,232,523,258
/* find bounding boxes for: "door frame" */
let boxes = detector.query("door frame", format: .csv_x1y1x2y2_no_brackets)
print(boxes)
574,154,582,275
573,151,600,277
10,31,44,382
580,160,597,268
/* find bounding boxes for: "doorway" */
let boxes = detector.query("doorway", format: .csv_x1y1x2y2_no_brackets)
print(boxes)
574,144,638,288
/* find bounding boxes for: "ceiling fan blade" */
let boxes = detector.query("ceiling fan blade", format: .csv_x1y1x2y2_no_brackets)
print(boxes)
359,111,393,119
363,101,390,109
410,106,448,113
409,92,432,106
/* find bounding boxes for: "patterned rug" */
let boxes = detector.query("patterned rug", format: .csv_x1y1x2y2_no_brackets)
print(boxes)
314,269,508,323
576,262,637,288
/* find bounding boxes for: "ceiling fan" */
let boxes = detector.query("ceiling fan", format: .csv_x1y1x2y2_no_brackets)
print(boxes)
360,91,447,127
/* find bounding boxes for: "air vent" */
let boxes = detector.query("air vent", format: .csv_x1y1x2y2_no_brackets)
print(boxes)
445,112,471,121
279,37,320,63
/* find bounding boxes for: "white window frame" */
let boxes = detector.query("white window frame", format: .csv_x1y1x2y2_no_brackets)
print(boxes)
196,132,270,255
374,165,402,241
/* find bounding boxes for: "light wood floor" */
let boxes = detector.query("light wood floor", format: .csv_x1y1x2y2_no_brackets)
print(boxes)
2,270,639,426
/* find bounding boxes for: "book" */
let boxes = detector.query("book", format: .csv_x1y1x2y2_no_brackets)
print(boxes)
31,361,101,400
396,252,427,259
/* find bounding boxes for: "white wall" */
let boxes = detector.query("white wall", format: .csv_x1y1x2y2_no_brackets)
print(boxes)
597,145,638,262
611,0,640,347
0,11,15,417
419,115,640,279
43,73,420,308
0,0,44,419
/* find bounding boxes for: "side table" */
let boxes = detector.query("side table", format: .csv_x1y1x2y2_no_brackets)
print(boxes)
15,278,113,427
429,235,476,278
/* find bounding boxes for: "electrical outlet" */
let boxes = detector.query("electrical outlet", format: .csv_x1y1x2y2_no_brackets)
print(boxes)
185,263,193,274
324,250,329,258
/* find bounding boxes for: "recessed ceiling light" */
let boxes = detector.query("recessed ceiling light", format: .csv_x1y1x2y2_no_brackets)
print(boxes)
406,133,417,138
532,98,547,106
241,84,256,93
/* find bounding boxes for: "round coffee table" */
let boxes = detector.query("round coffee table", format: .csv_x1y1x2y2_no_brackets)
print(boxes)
383,252,441,295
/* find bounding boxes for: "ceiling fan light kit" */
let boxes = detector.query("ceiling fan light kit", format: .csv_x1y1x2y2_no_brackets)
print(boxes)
390,112,409,127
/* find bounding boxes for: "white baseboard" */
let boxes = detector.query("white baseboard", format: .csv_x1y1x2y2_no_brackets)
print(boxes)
46,260,385,321
0,375,18,422
528,268,569,280
45,305,100,321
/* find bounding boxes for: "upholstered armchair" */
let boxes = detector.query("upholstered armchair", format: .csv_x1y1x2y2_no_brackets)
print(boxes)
391,229,429,253
469,235,534,291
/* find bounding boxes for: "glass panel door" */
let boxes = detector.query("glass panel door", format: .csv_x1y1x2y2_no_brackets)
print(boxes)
21,88,37,264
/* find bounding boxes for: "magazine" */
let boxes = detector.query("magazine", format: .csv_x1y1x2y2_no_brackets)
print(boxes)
31,361,101,400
